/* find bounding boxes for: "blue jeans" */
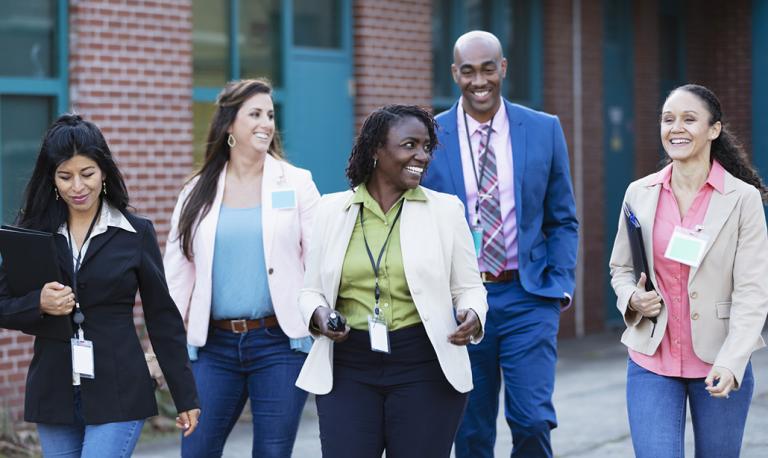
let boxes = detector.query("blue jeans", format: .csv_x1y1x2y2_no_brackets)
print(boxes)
181,326,307,458
627,358,754,458
37,388,144,458
455,280,560,458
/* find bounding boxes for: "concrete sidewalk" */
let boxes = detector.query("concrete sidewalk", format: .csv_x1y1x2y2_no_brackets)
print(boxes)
134,330,768,457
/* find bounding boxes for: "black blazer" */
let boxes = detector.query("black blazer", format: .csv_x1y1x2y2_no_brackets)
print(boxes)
0,211,198,424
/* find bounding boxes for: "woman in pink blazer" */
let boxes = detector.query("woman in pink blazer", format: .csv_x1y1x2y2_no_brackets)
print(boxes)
609,84,768,458
163,79,320,457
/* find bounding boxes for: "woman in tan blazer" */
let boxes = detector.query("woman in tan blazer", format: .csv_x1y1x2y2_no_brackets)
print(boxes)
295,105,488,457
609,84,768,458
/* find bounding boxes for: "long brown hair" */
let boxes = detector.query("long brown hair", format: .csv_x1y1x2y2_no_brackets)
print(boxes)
663,84,768,202
175,79,285,259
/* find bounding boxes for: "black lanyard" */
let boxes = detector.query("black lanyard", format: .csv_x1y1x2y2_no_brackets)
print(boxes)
66,198,103,332
360,200,404,317
463,111,494,226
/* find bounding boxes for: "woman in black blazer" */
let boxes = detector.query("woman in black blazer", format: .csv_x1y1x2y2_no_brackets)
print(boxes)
0,114,200,457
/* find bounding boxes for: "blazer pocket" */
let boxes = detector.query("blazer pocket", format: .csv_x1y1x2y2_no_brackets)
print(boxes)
715,302,731,319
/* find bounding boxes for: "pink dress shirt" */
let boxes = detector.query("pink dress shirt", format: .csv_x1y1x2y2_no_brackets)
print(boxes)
629,160,726,378
457,99,519,271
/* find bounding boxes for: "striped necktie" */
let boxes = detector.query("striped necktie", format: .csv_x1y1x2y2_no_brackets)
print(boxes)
477,124,506,275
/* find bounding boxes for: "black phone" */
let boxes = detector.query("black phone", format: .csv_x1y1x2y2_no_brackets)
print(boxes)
327,312,346,332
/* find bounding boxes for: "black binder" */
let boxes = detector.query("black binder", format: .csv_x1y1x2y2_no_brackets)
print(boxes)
0,225,62,296
622,204,658,335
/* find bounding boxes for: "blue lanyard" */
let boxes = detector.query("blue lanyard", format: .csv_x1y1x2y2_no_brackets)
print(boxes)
66,198,103,332
463,111,494,226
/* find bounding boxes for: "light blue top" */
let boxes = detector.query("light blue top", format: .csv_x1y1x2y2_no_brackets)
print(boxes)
187,205,312,360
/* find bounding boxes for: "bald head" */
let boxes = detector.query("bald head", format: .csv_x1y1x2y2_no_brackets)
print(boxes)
453,31,504,63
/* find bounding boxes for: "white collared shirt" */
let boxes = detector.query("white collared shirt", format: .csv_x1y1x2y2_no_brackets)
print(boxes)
57,202,137,269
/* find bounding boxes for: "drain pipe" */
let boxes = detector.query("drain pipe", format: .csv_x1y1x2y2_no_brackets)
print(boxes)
572,0,585,337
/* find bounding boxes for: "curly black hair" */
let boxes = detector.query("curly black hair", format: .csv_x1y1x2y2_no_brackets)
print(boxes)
663,84,768,202
346,105,438,188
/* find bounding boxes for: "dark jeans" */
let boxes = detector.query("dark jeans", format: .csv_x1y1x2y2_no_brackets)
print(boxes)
455,280,560,458
627,358,754,458
181,326,307,458
316,324,468,458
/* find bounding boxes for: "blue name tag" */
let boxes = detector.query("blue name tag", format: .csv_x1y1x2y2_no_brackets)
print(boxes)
271,190,296,209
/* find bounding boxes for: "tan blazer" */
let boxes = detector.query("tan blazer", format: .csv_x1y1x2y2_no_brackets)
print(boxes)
164,154,320,345
609,168,768,385
295,186,488,394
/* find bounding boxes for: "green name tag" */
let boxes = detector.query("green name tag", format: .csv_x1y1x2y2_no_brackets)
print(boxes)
664,226,708,267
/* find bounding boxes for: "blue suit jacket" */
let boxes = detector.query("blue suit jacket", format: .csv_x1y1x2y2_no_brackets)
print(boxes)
421,99,579,301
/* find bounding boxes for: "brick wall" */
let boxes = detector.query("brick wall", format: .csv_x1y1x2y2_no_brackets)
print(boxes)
0,0,194,421
353,0,433,126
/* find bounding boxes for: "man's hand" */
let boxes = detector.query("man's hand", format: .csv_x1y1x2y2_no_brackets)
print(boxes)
448,309,481,346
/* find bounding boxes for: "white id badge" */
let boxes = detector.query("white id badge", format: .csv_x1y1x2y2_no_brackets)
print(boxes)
367,316,390,354
71,338,95,379
271,189,297,209
664,226,709,267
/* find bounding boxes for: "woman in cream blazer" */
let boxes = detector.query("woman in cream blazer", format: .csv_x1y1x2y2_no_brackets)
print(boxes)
164,79,320,457
609,84,768,458
296,105,487,458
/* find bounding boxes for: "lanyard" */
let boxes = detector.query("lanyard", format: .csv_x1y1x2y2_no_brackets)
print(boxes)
462,111,494,226
360,200,404,317
66,198,103,338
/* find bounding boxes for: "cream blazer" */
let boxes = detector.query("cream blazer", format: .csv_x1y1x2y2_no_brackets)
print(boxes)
163,154,320,346
295,186,488,394
609,169,768,385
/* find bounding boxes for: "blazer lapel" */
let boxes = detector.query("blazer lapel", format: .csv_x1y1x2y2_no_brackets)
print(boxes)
328,194,359,305
55,234,74,283
196,166,227,274
689,175,739,281
261,154,280,263
506,102,527,223
79,228,119,269
442,103,468,208
635,181,662,286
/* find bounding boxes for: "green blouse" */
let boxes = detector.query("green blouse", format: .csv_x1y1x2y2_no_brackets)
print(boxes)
336,184,424,331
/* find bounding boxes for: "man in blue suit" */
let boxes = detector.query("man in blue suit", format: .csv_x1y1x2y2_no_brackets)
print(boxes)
421,31,578,457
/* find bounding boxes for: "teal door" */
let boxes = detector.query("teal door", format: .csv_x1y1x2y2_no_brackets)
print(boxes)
282,0,353,193
603,0,635,325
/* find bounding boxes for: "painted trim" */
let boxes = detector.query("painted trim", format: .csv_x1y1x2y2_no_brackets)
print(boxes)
753,0,768,184
58,0,69,113
229,0,240,79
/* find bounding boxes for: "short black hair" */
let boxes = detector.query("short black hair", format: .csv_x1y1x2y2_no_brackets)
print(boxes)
346,105,437,188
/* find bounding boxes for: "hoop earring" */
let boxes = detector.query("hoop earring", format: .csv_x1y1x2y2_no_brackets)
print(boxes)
54,187,60,201
227,134,236,148
102,181,107,196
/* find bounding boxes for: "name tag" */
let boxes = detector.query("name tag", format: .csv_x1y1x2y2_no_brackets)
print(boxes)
664,226,709,267
271,189,296,209
71,338,95,379
368,316,390,354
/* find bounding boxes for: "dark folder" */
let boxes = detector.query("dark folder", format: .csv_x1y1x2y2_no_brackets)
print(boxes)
622,204,658,335
0,225,62,296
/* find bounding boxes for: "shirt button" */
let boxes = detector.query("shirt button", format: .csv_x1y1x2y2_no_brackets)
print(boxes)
690,291,698,299
691,312,699,320
423,314,430,321
384,303,389,308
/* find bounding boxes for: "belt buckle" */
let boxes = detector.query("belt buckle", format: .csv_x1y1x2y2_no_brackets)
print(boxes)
230,319,248,334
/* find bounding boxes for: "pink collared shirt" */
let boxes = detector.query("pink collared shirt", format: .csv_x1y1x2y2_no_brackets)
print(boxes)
629,160,726,378
457,99,518,271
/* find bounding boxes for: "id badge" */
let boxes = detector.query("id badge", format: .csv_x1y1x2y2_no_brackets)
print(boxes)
271,189,296,209
71,338,95,379
664,226,709,267
367,315,390,354
471,224,483,257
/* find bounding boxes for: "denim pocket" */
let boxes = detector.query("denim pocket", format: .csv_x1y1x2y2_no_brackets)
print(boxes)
264,325,287,339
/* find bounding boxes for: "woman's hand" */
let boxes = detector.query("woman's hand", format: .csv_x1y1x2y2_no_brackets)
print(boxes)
448,309,481,346
705,366,736,398
628,273,662,318
39,282,75,316
176,408,201,437
311,306,350,343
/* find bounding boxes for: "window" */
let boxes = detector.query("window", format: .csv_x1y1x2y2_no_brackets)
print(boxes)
0,0,67,222
192,0,284,165
431,0,542,112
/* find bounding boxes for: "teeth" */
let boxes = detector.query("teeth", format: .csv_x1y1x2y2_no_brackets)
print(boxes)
670,138,690,145
405,166,424,175
474,90,490,97
255,132,269,140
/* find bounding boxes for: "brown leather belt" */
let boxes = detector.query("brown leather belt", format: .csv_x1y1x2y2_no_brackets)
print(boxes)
480,269,519,283
210,316,279,334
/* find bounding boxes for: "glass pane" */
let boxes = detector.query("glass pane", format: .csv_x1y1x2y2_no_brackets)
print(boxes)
293,0,341,48
432,0,454,99
193,0,229,87
502,0,532,102
239,0,282,86
464,0,493,31
193,101,218,167
0,96,52,223
0,0,56,78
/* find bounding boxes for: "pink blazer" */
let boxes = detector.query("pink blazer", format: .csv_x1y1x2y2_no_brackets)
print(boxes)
163,154,320,346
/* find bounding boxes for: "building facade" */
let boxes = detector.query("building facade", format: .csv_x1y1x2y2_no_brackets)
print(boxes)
0,0,765,420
